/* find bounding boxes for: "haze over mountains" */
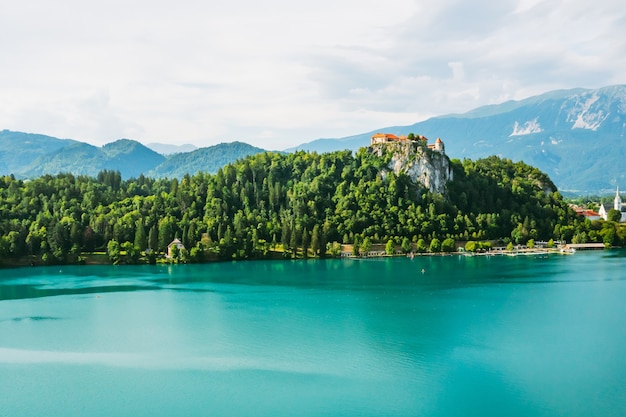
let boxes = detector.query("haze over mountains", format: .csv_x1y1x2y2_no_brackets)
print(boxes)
1,85,625,193
145,143,198,155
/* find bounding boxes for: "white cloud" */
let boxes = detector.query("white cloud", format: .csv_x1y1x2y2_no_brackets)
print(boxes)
0,0,625,150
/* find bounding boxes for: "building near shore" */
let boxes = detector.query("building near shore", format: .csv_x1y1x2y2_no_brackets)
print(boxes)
572,206,601,221
167,238,185,258
599,187,626,222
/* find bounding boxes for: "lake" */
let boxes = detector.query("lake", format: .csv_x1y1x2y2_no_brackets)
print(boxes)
1,251,626,416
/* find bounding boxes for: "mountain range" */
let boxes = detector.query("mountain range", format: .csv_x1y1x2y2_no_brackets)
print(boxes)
1,85,625,192
289,85,626,193
0,130,265,179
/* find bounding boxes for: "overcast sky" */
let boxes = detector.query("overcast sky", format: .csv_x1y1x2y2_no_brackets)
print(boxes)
1,0,625,150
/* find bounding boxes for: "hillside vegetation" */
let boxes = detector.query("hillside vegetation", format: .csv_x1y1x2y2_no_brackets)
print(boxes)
0,149,620,265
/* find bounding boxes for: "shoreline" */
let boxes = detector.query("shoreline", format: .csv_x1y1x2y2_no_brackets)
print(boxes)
1,243,611,269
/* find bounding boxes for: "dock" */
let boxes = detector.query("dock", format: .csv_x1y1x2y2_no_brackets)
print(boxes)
566,243,605,250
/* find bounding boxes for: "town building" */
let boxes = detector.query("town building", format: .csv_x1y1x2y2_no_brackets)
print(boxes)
167,238,185,258
572,206,602,221
598,186,626,222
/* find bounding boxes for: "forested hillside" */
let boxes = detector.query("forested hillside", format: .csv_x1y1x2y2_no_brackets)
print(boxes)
0,149,620,265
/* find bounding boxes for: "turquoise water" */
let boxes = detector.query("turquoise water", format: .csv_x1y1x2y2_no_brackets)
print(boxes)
1,251,626,416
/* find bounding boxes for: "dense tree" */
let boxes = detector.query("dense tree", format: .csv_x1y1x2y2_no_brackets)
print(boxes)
385,239,395,255
0,150,596,266
158,218,175,251
416,238,427,253
608,209,622,223
121,241,141,264
360,236,372,255
107,240,121,264
311,224,320,257
429,238,441,253
401,237,412,254
134,220,147,250
441,238,456,253
302,228,310,258
148,225,158,251
352,235,360,256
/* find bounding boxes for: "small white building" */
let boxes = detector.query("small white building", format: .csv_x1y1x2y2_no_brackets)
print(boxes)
599,187,626,222
167,238,185,258
572,205,601,221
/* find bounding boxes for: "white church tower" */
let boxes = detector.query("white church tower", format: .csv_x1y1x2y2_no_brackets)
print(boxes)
611,186,626,222
615,186,622,211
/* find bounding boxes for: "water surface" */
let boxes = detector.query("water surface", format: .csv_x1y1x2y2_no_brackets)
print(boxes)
1,251,625,416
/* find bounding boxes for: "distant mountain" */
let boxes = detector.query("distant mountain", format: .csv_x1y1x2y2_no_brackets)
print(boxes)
0,130,267,179
145,142,198,155
289,85,626,193
0,130,78,175
101,140,167,177
24,142,106,178
148,142,266,178
20,139,166,179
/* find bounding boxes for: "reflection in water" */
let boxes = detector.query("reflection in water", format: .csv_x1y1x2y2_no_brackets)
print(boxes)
1,316,63,323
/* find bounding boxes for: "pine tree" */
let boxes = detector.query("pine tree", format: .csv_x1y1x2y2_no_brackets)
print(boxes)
311,224,320,257
281,220,291,250
148,225,158,251
290,223,299,258
134,220,147,250
186,222,197,248
302,228,310,258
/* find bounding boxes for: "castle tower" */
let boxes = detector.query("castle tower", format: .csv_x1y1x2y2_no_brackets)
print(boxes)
434,137,445,153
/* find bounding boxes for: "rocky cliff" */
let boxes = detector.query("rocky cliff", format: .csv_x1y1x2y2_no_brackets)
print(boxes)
370,141,453,194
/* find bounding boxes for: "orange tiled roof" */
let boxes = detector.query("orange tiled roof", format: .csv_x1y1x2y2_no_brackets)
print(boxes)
372,133,400,140
573,207,600,217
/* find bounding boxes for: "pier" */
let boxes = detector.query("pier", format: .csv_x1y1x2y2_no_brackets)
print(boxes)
566,243,605,250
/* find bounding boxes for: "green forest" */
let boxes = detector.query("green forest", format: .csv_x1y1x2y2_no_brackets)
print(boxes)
0,148,623,266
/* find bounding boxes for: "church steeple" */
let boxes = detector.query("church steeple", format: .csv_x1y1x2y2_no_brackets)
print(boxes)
615,186,622,211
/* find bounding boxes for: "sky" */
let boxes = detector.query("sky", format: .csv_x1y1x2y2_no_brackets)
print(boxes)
1,0,625,151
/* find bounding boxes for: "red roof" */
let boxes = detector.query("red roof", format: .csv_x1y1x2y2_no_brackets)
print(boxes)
574,207,600,217
372,133,402,141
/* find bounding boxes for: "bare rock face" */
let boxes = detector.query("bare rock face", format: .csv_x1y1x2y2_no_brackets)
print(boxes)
370,142,453,194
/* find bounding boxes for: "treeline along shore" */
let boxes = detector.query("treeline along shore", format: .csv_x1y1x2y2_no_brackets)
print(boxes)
1,147,624,267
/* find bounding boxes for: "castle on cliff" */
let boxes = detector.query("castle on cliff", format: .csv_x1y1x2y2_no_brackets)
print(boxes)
369,132,451,194
371,133,445,153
